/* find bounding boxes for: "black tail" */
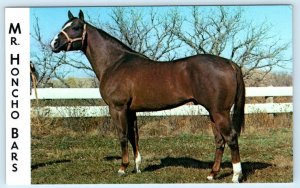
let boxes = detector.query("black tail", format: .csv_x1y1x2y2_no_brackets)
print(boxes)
232,63,245,136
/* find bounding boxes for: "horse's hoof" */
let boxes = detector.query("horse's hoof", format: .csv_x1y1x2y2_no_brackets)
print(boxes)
232,172,243,183
118,169,126,177
132,169,141,174
207,175,214,181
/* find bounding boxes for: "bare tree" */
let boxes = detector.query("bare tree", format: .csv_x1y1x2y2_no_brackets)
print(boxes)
89,7,184,61
173,6,291,85
31,16,95,88
31,16,70,87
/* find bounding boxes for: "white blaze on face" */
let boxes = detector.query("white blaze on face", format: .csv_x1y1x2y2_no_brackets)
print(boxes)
62,21,73,30
50,21,73,49
50,34,58,49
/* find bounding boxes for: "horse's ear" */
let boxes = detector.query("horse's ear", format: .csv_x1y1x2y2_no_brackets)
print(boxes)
68,10,74,20
79,10,84,21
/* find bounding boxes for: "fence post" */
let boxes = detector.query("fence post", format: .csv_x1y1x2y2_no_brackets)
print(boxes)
265,85,274,122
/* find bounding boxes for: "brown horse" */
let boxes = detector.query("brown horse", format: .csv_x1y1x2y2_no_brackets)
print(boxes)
51,10,245,183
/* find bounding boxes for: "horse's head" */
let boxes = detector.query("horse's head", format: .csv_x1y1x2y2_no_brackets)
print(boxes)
51,10,87,53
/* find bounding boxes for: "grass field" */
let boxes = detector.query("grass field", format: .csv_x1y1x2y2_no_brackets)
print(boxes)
31,114,293,184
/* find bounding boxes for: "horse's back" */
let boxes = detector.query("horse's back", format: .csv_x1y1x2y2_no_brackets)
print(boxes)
102,53,238,111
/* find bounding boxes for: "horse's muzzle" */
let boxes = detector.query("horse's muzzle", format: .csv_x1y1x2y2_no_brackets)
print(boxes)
50,39,67,53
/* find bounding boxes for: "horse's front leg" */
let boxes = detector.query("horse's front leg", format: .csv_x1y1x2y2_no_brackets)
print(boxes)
109,106,130,176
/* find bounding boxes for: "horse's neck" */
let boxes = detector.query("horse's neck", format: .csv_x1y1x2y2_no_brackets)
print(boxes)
84,25,130,81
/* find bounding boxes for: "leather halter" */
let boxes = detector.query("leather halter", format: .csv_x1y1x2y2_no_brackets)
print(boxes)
60,24,87,51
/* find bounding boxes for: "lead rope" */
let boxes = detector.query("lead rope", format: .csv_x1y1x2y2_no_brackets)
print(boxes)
30,68,39,106
30,66,42,129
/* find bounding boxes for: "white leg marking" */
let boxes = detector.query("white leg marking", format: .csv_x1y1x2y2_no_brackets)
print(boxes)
207,175,214,181
135,152,142,173
232,162,242,183
118,169,125,176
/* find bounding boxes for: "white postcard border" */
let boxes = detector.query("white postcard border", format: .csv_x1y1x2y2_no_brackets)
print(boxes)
5,8,31,185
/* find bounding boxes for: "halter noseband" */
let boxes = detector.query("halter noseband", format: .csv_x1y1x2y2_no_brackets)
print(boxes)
60,24,87,51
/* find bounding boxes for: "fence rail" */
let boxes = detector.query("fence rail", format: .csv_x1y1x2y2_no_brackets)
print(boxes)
30,87,293,117
30,87,293,100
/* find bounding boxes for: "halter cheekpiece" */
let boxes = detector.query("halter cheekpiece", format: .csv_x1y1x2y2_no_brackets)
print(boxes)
60,23,87,51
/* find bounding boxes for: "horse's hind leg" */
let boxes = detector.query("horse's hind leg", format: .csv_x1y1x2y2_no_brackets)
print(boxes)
225,130,242,183
207,119,225,180
128,111,142,173
209,111,242,183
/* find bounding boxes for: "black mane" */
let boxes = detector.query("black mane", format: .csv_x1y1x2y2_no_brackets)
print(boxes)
95,27,149,59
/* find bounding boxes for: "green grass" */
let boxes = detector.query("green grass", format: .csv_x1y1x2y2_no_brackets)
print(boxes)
31,120,293,184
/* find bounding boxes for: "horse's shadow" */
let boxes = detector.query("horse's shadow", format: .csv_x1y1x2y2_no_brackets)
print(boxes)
143,156,272,180
31,159,71,170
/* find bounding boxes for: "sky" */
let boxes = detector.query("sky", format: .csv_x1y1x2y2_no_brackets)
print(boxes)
30,6,293,77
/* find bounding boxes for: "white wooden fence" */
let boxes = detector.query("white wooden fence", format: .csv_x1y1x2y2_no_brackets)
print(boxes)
30,87,293,118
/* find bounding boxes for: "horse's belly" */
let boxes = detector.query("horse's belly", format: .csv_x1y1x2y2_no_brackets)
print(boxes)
127,63,193,111
130,87,192,111
130,99,185,112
